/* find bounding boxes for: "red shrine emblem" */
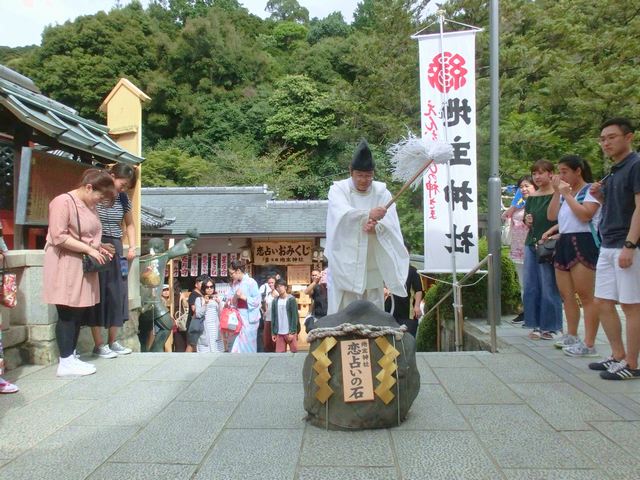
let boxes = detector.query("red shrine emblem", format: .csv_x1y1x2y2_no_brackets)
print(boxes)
427,52,468,93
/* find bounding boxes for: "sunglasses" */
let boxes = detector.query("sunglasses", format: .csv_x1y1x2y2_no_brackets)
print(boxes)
204,285,215,289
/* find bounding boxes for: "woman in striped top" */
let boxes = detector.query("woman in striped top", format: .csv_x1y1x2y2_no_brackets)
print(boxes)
88,164,138,358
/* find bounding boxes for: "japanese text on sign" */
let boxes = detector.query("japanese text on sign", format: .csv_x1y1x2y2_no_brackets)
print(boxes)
340,339,374,403
253,241,313,265
417,30,480,272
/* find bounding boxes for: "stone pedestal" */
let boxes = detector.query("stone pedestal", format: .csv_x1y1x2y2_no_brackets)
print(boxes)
1,250,142,369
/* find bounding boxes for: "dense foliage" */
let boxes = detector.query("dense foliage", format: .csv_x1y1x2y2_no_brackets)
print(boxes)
3,0,640,253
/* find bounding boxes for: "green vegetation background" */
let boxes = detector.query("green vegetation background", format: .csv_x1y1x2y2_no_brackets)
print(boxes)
2,0,639,253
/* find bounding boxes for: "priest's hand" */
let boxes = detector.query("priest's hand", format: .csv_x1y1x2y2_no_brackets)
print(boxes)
363,218,377,233
369,206,387,221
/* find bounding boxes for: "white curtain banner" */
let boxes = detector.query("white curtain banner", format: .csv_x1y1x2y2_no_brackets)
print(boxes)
417,30,480,272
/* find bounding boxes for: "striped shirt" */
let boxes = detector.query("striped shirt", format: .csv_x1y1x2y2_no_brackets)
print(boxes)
97,192,131,238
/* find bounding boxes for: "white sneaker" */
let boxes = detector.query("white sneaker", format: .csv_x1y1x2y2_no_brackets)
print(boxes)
109,341,132,355
73,350,95,368
57,356,96,377
554,334,580,349
93,345,118,359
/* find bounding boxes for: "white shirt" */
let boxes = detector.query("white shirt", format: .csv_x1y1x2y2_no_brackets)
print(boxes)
264,289,276,322
276,298,289,335
558,187,601,234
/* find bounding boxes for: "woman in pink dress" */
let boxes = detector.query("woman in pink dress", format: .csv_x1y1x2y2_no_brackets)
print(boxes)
43,169,115,377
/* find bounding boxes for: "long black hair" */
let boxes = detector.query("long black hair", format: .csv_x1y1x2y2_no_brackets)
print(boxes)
558,155,593,183
109,163,138,189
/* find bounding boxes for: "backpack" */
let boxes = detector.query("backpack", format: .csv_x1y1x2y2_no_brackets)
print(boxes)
574,184,601,248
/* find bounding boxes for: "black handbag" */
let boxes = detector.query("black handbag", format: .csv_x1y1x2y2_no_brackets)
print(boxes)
66,193,110,273
535,238,557,264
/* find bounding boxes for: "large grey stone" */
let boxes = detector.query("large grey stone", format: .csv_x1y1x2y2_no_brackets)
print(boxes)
303,300,420,430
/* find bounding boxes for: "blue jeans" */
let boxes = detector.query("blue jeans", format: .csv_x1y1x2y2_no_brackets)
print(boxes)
523,246,563,332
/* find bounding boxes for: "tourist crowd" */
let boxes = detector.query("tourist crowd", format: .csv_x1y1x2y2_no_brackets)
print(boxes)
503,117,640,381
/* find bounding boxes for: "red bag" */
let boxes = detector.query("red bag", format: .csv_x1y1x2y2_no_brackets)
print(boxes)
220,307,242,334
1,271,16,309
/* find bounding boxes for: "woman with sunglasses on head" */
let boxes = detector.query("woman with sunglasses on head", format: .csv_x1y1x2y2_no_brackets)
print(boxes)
193,281,224,352
43,169,115,377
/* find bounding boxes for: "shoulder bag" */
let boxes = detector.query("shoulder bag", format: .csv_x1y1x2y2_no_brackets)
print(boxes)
65,193,110,273
535,238,556,264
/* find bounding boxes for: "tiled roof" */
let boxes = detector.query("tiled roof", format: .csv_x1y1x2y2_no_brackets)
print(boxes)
0,65,143,165
141,186,328,236
141,204,175,230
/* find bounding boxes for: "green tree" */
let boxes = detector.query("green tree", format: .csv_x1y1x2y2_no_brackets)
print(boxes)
142,147,213,186
271,21,308,49
265,0,309,23
265,74,335,148
307,12,351,44
19,2,157,120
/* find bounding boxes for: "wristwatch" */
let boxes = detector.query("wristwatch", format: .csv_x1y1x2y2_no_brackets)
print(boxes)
623,240,637,249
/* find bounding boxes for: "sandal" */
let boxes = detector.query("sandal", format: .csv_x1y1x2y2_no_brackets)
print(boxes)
540,331,557,340
528,330,541,340
0,380,19,394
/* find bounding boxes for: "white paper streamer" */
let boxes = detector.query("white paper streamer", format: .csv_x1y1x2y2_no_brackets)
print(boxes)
388,132,453,189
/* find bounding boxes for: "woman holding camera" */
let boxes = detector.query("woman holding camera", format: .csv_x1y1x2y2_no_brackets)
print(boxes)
547,155,601,356
194,280,224,352
88,164,138,359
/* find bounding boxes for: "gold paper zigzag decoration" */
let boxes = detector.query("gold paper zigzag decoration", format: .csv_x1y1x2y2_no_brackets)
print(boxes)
374,336,399,405
312,337,337,403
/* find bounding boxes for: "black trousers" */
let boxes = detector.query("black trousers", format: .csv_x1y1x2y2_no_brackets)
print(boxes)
56,305,92,357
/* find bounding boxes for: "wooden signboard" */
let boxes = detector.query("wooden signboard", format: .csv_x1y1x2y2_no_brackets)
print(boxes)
16,147,92,225
340,339,374,402
253,240,313,265
287,265,310,285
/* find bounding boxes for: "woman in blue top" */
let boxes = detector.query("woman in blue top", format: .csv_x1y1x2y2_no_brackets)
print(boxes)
88,164,138,358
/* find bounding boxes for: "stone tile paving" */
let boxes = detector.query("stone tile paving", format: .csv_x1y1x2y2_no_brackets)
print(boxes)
1,344,640,479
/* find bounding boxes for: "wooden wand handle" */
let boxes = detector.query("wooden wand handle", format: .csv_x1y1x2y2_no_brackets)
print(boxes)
384,158,434,209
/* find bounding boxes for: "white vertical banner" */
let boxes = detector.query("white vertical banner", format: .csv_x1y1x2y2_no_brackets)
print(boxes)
417,30,480,272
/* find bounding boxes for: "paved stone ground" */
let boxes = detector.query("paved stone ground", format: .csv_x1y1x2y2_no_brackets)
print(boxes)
2,316,640,479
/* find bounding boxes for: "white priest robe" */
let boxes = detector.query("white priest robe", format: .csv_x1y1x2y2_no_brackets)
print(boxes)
325,178,409,314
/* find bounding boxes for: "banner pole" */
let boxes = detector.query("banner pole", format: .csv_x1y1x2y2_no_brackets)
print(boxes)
437,12,461,351
488,0,502,326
